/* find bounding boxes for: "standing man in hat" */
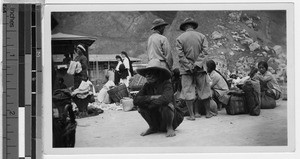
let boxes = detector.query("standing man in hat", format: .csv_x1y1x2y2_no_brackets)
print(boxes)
73,44,89,89
147,18,173,71
133,59,183,137
176,18,213,120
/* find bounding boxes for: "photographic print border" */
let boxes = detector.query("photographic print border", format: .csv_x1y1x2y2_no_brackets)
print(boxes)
42,2,295,159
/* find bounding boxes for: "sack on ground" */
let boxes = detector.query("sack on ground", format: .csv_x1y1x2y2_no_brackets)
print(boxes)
225,90,248,115
242,79,261,116
210,99,218,115
261,92,276,109
176,99,189,116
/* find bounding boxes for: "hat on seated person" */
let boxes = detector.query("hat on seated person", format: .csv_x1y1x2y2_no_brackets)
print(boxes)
136,59,172,81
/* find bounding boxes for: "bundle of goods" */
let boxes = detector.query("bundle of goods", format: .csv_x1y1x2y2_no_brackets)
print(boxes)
225,89,248,115
128,74,147,91
224,79,261,116
120,97,135,111
107,84,129,103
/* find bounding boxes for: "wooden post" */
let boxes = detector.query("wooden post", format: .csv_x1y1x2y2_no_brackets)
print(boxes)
96,61,99,79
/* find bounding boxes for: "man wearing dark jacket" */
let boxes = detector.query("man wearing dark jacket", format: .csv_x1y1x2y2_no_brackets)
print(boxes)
134,59,183,137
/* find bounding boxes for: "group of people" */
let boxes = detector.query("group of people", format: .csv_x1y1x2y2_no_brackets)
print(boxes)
133,17,213,137
133,17,282,137
59,17,283,138
114,51,134,87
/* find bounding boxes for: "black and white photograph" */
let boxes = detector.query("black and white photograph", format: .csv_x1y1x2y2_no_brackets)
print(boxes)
43,2,294,157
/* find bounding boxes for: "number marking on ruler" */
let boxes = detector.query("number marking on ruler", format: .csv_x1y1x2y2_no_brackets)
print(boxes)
2,4,19,159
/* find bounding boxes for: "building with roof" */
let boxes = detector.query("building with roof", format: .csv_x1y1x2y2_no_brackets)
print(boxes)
52,32,96,89
88,54,141,81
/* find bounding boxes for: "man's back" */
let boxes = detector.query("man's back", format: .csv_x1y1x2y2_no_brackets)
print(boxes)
147,32,170,61
176,28,208,72
177,29,207,61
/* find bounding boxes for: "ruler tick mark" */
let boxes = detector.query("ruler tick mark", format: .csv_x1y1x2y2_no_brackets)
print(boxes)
7,145,17,147
7,116,18,118
7,58,18,60
7,30,17,32
7,88,17,90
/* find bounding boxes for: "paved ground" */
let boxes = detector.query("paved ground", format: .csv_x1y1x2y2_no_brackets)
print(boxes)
75,100,287,148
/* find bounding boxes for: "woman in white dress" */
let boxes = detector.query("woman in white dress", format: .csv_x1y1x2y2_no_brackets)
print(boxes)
120,51,134,87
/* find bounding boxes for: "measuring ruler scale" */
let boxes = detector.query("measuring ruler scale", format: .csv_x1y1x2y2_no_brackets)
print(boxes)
2,4,42,159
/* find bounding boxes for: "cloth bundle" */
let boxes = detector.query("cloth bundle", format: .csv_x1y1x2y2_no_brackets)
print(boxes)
67,61,82,75
72,80,93,99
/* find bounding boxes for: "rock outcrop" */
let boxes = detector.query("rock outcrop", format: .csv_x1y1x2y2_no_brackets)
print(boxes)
52,10,287,81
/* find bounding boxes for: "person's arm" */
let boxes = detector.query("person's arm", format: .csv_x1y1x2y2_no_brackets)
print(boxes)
257,72,273,82
201,35,209,55
210,72,220,88
162,38,173,70
133,84,152,107
80,56,88,71
195,35,209,69
115,62,121,71
176,38,194,72
149,81,173,108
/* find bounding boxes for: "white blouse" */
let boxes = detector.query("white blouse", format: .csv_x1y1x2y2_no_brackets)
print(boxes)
123,57,130,69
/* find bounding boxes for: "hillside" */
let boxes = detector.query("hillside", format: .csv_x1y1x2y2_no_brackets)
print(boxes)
52,10,287,80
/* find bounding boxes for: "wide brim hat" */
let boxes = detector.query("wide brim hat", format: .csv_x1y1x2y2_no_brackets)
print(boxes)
76,44,86,52
179,18,198,31
151,18,168,30
136,59,172,80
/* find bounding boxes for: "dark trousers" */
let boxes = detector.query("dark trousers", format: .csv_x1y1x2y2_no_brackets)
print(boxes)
73,96,89,112
138,105,183,131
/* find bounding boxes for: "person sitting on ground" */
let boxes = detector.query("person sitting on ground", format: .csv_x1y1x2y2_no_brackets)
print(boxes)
253,61,281,100
133,59,183,137
206,60,229,110
105,67,115,83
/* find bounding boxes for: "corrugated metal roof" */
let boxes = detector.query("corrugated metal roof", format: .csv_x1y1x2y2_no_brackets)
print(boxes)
89,54,141,62
52,54,141,63
52,32,97,41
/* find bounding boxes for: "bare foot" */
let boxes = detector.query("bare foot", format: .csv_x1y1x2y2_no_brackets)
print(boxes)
206,113,213,118
210,111,218,116
140,128,157,136
186,116,195,121
195,114,201,118
166,129,176,137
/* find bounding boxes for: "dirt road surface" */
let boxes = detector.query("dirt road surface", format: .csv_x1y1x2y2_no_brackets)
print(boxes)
75,100,287,148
